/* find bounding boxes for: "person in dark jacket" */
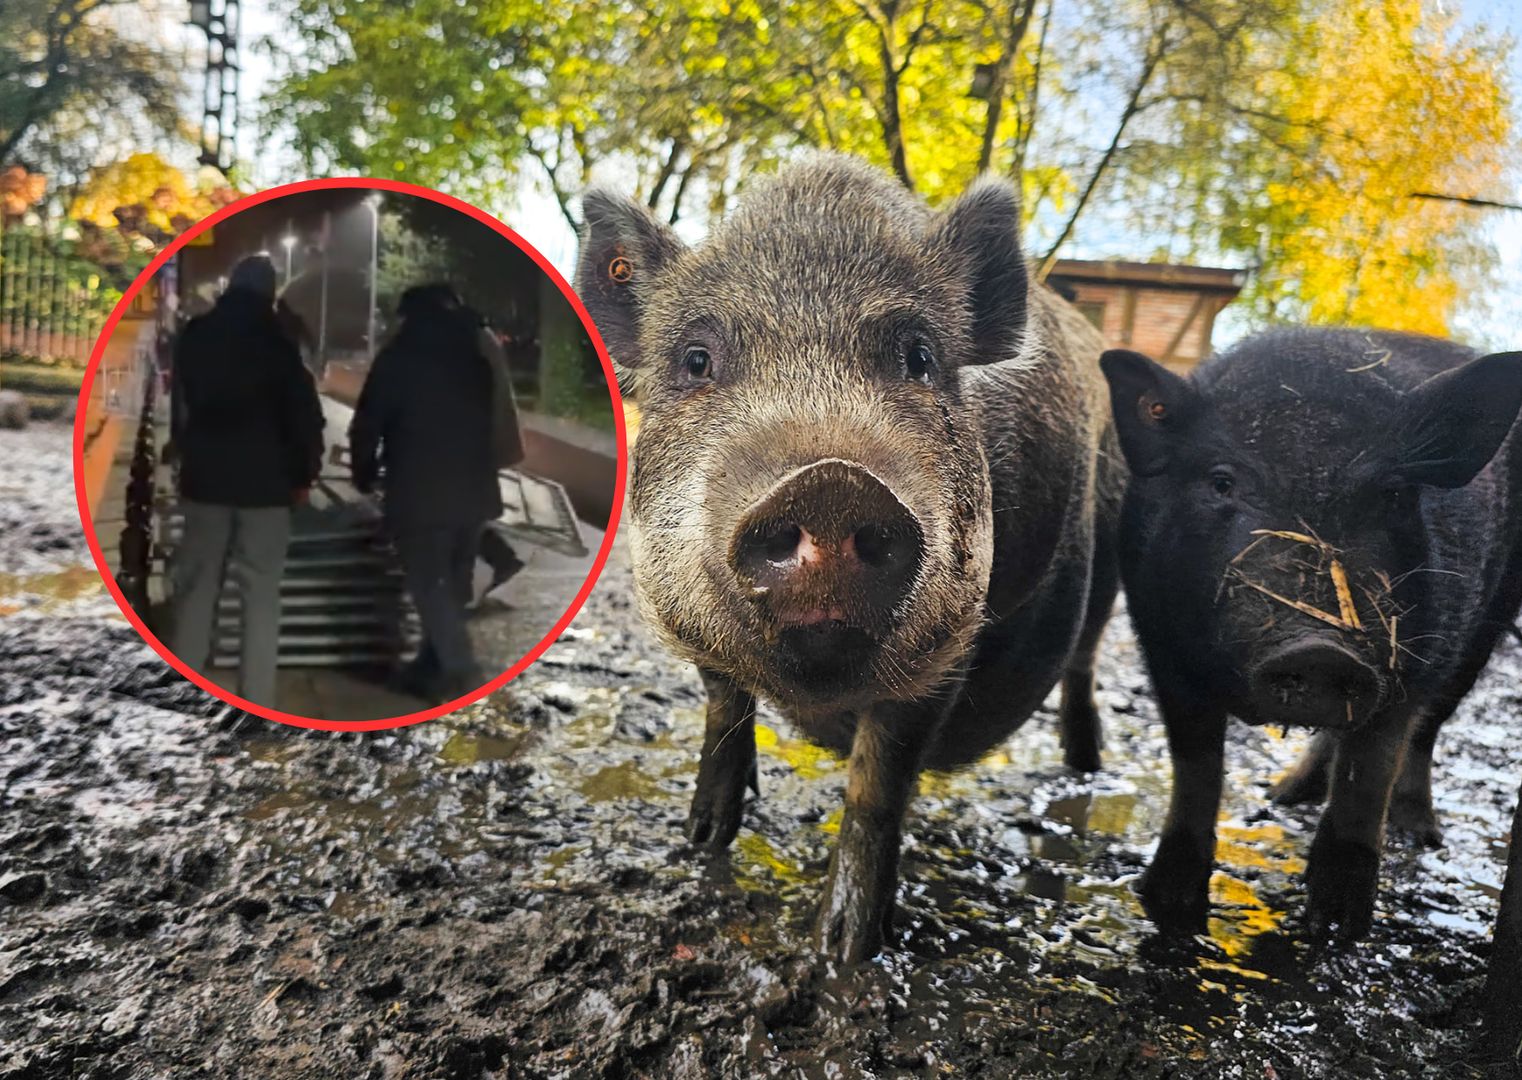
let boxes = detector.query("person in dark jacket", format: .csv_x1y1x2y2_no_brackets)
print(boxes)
349,283,504,700
168,254,326,708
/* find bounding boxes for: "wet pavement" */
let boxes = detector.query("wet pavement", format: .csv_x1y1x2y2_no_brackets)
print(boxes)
1,421,1518,1078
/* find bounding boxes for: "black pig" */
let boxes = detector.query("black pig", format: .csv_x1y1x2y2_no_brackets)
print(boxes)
577,156,1124,961
1102,329,1522,939
1483,780,1522,1066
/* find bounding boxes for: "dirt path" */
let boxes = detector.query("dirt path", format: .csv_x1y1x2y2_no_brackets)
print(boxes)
1,423,1518,1079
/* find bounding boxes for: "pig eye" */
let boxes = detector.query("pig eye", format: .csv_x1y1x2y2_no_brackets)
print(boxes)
680,346,713,384
903,340,935,383
1383,481,1416,512
1209,468,1236,498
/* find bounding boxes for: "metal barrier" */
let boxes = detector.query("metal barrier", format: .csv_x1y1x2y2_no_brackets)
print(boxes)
116,362,159,613
0,215,115,366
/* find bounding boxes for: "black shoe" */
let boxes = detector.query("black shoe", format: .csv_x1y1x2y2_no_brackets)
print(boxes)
480,529,526,594
432,666,488,705
488,554,526,592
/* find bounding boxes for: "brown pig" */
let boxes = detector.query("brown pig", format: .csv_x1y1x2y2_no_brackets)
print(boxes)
576,155,1124,961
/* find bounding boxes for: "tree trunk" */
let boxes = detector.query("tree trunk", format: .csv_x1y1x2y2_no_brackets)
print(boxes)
0,0,97,166
878,41,912,188
668,161,698,225
977,0,1037,174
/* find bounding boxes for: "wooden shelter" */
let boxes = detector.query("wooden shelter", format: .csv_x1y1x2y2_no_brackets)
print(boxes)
1047,259,1247,371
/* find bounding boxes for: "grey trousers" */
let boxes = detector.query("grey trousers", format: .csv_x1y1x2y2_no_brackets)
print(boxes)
394,523,482,684
169,500,291,708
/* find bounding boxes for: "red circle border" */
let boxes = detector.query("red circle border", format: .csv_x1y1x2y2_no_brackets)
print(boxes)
71,176,627,732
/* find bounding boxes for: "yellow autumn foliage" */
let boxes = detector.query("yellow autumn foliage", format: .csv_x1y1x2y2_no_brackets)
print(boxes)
1256,0,1512,335
68,152,240,237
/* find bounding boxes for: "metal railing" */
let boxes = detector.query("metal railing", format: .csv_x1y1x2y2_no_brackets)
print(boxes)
0,214,118,366
116,360,160,614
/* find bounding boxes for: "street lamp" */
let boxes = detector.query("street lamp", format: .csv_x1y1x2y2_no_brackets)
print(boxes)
280,233,296,287
186,0,240,172
317,210,330,377
365,192,382,356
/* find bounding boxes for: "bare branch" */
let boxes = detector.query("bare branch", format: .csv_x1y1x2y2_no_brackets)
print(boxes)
646,136,687,211
1036,26,1170,278
525,137,581,233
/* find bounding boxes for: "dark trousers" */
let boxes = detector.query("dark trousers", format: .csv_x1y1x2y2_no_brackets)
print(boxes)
169,500,290,708
395,523,482,682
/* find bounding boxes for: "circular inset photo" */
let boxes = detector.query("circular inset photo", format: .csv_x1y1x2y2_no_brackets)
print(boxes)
73,178,624,729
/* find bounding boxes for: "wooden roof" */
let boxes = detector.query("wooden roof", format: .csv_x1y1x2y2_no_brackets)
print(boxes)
1049,258,1246,294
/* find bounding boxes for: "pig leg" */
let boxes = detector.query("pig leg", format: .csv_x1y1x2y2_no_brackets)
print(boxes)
1058,536,1119,773
1393,640,1495,844
1388,712,1444,847
684,667,758,850
816,699,935,963
1304,711,1412,940
1269,731,1335,806
1137,675,1228,932
1481,779,1522,1066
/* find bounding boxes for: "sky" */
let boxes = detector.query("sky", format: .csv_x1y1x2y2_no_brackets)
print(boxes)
227,0,1521,350
1450,0,1522,350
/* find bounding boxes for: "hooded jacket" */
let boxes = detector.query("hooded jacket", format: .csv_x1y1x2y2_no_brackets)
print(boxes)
172,288,326,507
349,305,505,530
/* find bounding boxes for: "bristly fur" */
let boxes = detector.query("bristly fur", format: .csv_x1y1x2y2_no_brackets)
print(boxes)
577,152,1124,770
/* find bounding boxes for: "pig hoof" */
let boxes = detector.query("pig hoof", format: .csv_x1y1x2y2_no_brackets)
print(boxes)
1305,840,1379,941
1137,837,1211,931
1059,701,1103,774
1387,798,1444,848
1063,746,1102,774
1136,870,1209,933
683,789,746,851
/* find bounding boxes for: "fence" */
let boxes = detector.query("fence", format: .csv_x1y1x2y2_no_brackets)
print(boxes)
0,214,121,367
97,317,159,420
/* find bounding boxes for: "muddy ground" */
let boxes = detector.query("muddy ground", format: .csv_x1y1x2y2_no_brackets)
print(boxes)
1,421,1519,1079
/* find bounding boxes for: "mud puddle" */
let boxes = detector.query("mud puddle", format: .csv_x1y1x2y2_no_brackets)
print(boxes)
1,422,1518,1079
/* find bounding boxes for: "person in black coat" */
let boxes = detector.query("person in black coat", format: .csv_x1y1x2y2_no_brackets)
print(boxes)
349,283,505,700
168,254,325,708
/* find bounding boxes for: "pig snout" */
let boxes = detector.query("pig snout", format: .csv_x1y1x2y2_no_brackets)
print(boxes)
1247,639,1381,729
729,459,923,641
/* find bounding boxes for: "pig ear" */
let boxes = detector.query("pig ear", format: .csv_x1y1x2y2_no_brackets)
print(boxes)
1100,349,1201,476
1391,351,1522,488
934,178,1029,364
575,190,686,383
